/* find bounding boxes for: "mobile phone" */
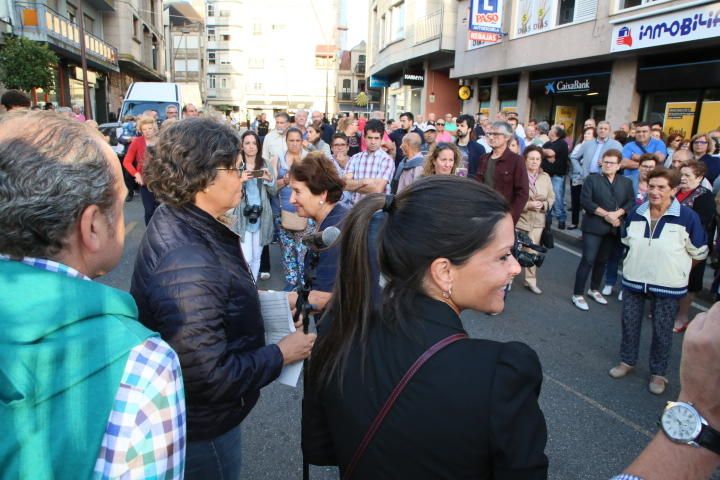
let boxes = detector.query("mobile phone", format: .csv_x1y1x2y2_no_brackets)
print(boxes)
248,169,265,178
456,167,468,177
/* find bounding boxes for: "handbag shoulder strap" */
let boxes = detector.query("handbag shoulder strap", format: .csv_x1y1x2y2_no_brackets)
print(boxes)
342,332,468,479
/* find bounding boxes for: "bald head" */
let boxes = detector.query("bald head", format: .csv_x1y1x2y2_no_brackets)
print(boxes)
672,148,692,168
402,132,422,156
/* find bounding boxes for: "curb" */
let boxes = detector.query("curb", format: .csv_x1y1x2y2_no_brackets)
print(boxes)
549,226,716,305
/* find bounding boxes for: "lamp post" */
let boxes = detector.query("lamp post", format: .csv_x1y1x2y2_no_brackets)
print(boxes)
75,0,92,119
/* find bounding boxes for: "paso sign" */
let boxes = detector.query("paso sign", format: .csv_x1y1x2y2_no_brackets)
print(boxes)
544,78,591,95
611,2,720,52
469,0,504,44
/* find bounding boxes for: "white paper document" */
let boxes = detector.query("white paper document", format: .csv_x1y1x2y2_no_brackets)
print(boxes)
258,290,303,387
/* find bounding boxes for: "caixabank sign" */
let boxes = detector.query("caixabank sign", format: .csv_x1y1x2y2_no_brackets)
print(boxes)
611,2,720,52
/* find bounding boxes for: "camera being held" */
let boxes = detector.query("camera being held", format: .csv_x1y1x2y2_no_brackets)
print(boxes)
243,204,263,224
512,230,547,268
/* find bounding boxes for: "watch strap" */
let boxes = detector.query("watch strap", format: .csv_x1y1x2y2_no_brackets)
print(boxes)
697,422,720,455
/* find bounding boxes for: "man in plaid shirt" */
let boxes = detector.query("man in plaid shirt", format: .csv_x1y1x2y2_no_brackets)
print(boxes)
0,111,185,479
344,118,396,205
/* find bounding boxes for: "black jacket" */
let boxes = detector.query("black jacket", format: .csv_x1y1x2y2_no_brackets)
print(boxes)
131,203,283,441
580,173,635,236
303,295,548,479
541,138,570,176
460,139,487,178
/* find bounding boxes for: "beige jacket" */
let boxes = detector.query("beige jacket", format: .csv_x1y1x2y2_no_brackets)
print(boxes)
516,171,555,231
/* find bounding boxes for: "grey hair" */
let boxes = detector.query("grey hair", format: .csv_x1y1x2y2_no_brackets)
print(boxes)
537,121,550,134
491,121,513,137
0,111,117,258
598,120,611,129
57,106,72,114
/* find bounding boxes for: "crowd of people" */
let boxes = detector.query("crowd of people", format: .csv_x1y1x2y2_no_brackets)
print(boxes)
3,85,720,480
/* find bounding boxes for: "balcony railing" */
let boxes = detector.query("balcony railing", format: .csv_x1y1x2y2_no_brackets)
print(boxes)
413,8,442,46
354,62,365,74
16,3,118,71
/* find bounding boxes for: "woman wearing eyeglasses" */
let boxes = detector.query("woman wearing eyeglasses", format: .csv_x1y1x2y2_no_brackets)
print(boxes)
691,133,720,184
131,118,316,477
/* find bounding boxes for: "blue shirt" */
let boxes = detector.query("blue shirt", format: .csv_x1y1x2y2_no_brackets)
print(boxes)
304,204,347,293
622,138,667,193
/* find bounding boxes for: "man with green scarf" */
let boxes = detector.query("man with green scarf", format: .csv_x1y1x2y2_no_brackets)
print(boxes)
0,111,186,479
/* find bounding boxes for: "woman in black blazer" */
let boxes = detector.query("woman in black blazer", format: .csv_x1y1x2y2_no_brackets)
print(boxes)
302,176,548,479
571,148,635,311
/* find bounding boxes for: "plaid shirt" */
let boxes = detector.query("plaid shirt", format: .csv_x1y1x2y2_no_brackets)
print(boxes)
0,256,186,479
346,148,395,205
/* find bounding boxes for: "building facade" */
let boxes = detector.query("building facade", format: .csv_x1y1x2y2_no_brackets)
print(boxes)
452,0,720,139
336,41,381,116
165,0,204,108
367,0,460,120
204,0,343,121
11,0,119,119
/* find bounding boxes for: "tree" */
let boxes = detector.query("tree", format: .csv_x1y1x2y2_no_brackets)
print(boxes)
0,36,58,92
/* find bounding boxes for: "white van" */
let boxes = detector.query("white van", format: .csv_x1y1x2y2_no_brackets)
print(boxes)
119,82,182,121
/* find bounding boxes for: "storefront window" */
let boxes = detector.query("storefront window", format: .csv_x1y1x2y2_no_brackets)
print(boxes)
642,90,699,138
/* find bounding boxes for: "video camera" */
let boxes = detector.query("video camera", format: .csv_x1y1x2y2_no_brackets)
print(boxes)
512,231,547,268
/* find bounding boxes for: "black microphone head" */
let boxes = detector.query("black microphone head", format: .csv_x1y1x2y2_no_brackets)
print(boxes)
321,226,341,248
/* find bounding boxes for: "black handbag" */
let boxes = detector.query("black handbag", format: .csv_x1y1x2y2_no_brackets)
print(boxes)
540,226,554,249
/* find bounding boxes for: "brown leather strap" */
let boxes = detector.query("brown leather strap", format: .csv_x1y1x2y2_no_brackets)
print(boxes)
342,333,468,479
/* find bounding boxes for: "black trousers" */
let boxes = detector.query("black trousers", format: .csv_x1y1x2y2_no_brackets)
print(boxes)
260,245,271,273
570,184,582,226
574,232,617,295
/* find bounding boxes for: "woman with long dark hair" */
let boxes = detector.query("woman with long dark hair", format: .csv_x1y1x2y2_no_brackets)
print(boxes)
302,176,548,478
230,130,276,280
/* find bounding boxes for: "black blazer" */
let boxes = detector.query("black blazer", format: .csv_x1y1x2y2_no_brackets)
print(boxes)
131,203,283,441
302,295,548,479
580,173,635,236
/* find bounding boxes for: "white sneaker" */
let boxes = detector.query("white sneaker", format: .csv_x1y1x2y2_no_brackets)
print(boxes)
587,289,608,305
259,272,271,281
618,290,623,301
601,285,613,296
572,295,589,311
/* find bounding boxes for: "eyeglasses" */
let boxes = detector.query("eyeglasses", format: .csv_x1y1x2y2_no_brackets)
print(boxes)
693,140,708,145
436,122,445,126
216,164,245,177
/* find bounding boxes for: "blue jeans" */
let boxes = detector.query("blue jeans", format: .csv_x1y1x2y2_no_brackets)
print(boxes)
186,423,242,479
549,175,566,223
603,238,624,287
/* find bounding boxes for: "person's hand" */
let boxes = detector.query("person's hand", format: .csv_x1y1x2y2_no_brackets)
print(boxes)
134,172,144,186
533,201,544,211
287,291,298,314
241,170,253,182
302,140,311,149
678,304,720,425
632,153,642,161
262,168,271,181
277,330,317,365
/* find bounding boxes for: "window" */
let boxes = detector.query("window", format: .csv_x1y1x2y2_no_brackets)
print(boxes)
342,79,351,90
252,82,263,92
67,3,77,23
208,52,216,64
219,10,231,17
132,15,139,38
253,23,262,35
358,80,366,91
315,57,333,68
207,4,214,16
221,34,230,41
390,2,405,41
208,74,216,89
221,77,227,88
207,28,216,41
359,54,366,63
220,58,231,65
83,14,94,34
558,0,575,25
272,24,286,31
618,0,667,10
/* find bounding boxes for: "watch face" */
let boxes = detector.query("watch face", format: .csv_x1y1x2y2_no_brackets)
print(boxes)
662,403,703,443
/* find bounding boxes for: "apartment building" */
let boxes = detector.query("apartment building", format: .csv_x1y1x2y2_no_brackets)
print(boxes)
165,0,204,107
453,0,720,139
336,41,381,116
10,0,119,119
366,0,459,120
205,0,343,120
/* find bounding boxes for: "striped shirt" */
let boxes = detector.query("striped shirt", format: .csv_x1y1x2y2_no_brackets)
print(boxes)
0,255,186,479
346,148,395,205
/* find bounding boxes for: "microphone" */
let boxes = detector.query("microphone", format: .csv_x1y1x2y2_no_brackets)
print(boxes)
302,226,341,250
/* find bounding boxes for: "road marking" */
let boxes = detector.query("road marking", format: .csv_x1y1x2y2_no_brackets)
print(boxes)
125,221,137,237
555,240,710,313
544,373,655,440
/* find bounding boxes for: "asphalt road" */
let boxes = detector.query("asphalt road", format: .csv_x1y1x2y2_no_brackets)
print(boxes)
101,198,711,480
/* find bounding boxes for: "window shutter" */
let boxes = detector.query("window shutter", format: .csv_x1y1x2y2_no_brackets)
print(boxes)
573,0,598,22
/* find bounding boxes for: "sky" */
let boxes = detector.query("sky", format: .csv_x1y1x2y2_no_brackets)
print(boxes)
346,0,369,48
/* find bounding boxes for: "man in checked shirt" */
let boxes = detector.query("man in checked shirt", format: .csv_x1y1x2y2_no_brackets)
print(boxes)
344,118,396,205
0,110,186,479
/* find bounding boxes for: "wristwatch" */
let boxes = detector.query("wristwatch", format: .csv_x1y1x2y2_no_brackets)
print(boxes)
660,401,720,454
